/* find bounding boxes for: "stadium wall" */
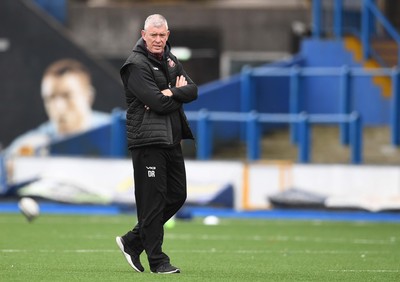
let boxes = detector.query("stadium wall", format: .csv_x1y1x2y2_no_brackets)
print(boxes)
244,162,400,212
67,2,309,57
7,156,400,212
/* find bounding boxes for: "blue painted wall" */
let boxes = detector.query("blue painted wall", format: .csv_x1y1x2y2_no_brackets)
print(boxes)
300,39,390,124
185,75,242,141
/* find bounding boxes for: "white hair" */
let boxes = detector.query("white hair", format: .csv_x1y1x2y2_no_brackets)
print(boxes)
144,14,168,30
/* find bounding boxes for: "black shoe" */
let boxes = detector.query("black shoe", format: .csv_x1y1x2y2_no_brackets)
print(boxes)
151,263,180,274
115,236,144,273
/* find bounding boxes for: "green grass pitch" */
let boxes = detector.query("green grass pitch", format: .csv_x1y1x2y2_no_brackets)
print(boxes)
0,213,399,281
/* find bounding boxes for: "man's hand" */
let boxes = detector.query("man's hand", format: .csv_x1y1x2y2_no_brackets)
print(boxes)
161,75,187,97
161,89,173,97
175,75,187,87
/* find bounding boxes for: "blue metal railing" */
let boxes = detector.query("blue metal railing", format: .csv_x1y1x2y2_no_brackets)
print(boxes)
312,0,349,39
312,0,400,67
105,107,363,164
242,66,400,146
362,0,400,67
185,110,362,164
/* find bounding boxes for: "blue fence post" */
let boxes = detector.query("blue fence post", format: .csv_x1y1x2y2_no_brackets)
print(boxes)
197,109,211,160
312,0,322,38
368,0,377,35
110,108,126,157
333,0,343,38
361,0,371,60
349,112,362,164
298,112,310,163
339,65,350,145
0,153,7,194
240,65,253,141
391,68,400,146
246,111,260,161
290,66,301,144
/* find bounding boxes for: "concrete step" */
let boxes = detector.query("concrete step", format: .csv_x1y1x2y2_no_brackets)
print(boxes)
344,36,392,98
371,38,399,68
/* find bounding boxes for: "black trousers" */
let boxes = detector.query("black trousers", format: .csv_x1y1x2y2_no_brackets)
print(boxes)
123,145,187,270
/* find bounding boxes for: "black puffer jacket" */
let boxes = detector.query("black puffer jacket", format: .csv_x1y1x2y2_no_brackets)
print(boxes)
120,38,198,149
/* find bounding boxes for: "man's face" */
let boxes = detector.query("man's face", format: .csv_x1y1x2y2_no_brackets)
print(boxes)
141,24,170,54
41,73,93,135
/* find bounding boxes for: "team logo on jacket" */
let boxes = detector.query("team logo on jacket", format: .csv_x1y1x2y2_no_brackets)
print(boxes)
167,58,175,68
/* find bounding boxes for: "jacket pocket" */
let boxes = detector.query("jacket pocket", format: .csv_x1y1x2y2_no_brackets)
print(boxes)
139,110,169,139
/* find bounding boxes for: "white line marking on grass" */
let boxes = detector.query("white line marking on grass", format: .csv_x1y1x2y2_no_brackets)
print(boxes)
1,249,27,253
0,249,118,253
275,235,396,245
166,233,397,245
328,269,399,273
0,248,391,256
63,249,117,253
168,249,389,255
57,234,110,239
167,234,231,240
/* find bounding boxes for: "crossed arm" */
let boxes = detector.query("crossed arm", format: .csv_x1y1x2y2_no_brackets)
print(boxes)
126,63,197,114
144,75,187,110
161,75,187,97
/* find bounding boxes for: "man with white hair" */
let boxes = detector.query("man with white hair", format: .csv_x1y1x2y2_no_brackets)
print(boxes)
116,14,198,274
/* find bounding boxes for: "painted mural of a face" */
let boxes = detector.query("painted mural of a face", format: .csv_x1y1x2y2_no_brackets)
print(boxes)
41,59,94,135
